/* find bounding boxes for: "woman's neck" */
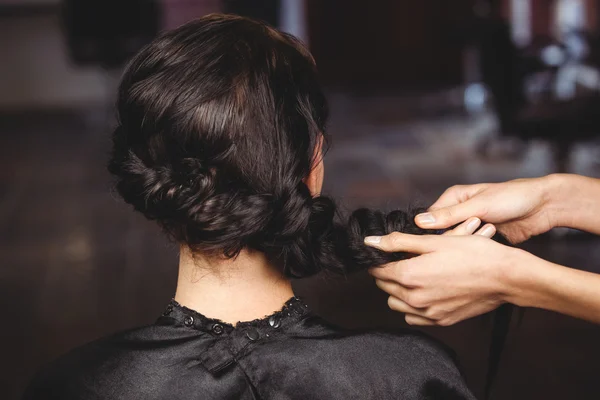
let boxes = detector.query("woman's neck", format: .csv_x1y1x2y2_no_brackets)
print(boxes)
174,246,294,325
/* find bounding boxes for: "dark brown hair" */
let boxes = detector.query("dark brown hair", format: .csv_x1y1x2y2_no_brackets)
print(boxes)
108,14,436,278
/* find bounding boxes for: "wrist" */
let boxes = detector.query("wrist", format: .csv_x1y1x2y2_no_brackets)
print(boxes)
495,247,546,307
498,247,564,311
540,173,576,229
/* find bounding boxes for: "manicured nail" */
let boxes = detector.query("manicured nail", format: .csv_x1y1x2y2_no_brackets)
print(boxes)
416,213,436,225
466,218,481,233
479,226,495,237
364,236,382,245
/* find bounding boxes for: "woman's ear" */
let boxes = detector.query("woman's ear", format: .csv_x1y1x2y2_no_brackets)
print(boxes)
303,135,325,196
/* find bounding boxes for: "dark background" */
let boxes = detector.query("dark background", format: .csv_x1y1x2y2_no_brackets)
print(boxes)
2,1,600,399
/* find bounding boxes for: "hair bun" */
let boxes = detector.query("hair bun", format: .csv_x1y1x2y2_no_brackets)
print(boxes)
264,183,313,244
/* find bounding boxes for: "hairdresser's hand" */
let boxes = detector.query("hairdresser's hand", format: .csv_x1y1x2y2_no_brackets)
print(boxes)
365,233,530,326
440,216,496,238
415,176,558,244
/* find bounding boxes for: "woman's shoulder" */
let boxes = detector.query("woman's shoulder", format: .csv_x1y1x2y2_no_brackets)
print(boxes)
281,316,476,399
305,317,459,364
299,315,454,351
358,328,459,360
22,324,205,400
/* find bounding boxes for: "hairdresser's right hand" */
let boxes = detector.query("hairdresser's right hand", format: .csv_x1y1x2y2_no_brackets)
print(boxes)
366,233,533,326
414,175,559,244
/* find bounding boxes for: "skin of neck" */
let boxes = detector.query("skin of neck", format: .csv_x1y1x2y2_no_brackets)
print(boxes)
174,135,325,325
174,246,294,324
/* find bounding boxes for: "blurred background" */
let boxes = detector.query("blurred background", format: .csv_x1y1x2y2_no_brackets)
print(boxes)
2,0,600,399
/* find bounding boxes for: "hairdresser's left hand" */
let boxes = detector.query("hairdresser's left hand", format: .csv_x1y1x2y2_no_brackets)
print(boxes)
365,230,532,326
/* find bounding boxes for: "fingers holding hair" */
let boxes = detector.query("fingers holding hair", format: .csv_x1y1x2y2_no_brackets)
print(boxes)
443,217,481,236
364,221,496,254
415,184,489,230
475,223,496,238
364,232,440,254
443,218,496,238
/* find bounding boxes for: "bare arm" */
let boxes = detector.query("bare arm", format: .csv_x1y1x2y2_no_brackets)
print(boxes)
547,174,600,236
508,253,600,324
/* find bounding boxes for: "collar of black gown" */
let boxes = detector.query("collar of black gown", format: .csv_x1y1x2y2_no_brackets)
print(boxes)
158,296,312,375
161,296,311,337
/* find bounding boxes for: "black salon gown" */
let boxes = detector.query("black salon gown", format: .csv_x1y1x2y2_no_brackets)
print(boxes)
24,297,476,400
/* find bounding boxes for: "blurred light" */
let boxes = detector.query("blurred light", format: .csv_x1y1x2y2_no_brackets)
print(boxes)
541,45,566,66
511,0,531,48
555,65,578,99
65,227,92,263
555,0,586,38
464,83,487,113
279,0,308,44
565,34,589,60
578,66,600,89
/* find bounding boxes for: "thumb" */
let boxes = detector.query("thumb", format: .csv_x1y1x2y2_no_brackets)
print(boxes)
364,232,440,254
415,201,484,230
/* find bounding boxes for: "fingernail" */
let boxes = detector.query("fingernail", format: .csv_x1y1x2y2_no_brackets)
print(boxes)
416,213,436,225
364,236,381,245
480,226,495,237
467,218,481,233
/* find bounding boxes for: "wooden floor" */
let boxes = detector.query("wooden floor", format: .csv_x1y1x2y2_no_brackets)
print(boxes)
2,97,600,400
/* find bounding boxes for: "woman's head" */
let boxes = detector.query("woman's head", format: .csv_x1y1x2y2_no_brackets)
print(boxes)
109,14,432,278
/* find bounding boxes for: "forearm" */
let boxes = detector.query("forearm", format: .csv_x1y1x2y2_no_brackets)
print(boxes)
545,173,600,235
503,250,600,324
